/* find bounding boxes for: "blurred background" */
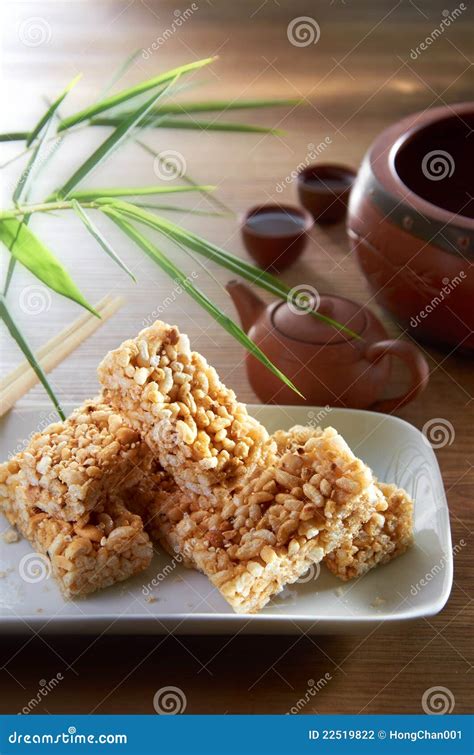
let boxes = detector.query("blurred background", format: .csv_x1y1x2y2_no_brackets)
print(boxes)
2,0,472,411
1,0,473,717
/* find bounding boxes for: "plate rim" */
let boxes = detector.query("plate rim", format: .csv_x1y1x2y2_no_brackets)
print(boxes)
0,404,453,633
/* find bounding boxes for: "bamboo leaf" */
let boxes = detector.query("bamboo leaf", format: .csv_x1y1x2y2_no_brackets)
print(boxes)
0,144,33,170
107,210,303,397
0,218,98,316
71,199,136,281
153,97,301,115
27,74,82,147
14,78,79,203
57,57,215,132
101,200,361,339
103,77,204,123
3,255,16,295
68,185,214,201
100,49,142,98
136,139,233,215
53,77,180,200
0,132,30,143
13,116,54,203
0,296,65,419
8,82,76,294
133,202,230,217
90,116,283,134
154,117,283,134
90,97,301,123
101,200,293,297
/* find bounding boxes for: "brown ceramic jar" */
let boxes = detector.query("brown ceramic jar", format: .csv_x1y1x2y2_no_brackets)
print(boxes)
347,102,474,353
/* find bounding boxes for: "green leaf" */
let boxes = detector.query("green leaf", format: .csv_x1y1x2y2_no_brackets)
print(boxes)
0,81,78,168
133,202,230,217
13,116,53,204
3,254,16,295
14,77,80,203
107,210,303,397
26,74,82,147
71,199,136,281
0,132,30,143
136,139,233,216
68,185,214,201
95,98,301,123
57,57,215,132
100,49,142,98
0,295,65,419
0,218,97,316
0,144,31,170
152,97,301,115
8,81,77,294
53,76,180,200
105,78,205,120
101,200,361,339
101,200,291,296
90,116,283,134
155,117,283,134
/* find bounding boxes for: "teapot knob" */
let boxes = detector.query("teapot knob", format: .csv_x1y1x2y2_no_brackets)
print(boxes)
317,298,335,318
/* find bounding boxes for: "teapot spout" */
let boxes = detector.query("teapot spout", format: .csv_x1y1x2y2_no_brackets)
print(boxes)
226,280,266,334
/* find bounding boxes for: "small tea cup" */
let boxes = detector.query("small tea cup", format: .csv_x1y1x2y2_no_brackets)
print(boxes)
297,163,357,224
241,203,313,272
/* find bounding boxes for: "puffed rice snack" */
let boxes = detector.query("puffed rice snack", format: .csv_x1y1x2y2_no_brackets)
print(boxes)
98,320,269,496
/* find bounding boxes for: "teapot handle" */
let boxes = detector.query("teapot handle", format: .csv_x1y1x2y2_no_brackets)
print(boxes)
365,339,430,413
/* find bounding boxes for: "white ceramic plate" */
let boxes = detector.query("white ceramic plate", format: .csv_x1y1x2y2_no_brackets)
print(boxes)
0,405,452,634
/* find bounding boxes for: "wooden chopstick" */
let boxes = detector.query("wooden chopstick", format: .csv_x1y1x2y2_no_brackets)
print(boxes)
2,294,115,391
0,295,123,417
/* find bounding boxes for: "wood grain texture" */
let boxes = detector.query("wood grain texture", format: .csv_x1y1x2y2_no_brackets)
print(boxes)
0,0,472,715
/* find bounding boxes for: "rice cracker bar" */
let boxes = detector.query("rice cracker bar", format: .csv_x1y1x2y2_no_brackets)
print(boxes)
135,426,386,613
0,465,153,598
324,482,414,580
2,398,153,522
275,427,414,579
98,320,268,496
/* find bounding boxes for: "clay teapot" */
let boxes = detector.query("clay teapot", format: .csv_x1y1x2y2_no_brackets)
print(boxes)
227,281,429,411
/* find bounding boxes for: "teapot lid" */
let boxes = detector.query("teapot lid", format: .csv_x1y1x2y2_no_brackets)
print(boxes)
272,293,367,344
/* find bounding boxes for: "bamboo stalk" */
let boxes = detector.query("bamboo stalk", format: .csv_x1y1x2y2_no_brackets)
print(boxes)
0,295,123,416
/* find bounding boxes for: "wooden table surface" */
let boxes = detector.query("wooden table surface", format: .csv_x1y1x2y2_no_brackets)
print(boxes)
1,0,472,715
